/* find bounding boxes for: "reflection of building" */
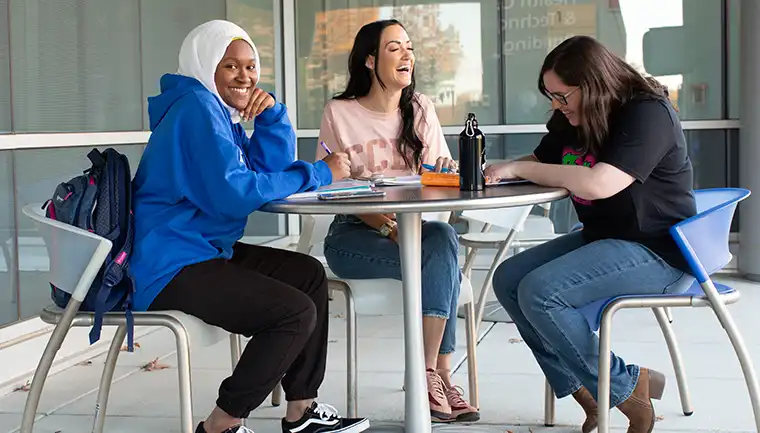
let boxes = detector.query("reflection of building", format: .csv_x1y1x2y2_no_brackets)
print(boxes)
303,7,381,126
392,5,464,123
302,5,466,126
547,3,597,41
229,2,276,88
503,0,626,124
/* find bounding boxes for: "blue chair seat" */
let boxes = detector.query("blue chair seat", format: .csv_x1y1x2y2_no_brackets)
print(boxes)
579,279,737,331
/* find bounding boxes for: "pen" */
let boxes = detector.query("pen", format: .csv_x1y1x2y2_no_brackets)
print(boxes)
422,163,450,173
320,141,332,155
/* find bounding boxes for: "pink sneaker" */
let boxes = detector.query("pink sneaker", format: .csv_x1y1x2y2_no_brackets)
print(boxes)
426,369,453,422
444,385,480,422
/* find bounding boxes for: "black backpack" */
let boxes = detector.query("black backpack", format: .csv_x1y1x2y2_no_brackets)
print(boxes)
43,148,136,350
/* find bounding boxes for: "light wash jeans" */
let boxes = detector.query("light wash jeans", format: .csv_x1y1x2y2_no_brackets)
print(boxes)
492,231,687,407
323,215,461,354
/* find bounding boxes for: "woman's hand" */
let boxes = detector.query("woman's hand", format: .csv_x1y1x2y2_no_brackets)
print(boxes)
241,88,275,122
323,152,351,182
484,161,518,181
388,224,399,243
432,157,459,173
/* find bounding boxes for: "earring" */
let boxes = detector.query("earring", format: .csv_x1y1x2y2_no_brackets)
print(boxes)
365,62,372,70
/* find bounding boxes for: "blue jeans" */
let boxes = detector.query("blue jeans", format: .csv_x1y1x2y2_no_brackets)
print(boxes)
324,215,461,355
492,231,686,406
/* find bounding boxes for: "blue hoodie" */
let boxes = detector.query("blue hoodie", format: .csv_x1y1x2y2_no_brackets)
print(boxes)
129,74,332,311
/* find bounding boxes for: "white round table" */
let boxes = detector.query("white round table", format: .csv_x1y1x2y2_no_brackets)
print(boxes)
262,183,569,432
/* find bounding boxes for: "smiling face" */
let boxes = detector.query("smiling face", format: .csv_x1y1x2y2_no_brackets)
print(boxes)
368,24,414,91
542,69,582,126
214,39,258,111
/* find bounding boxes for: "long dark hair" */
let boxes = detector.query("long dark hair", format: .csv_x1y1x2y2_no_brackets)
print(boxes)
334,19,424,171
538,35,672,155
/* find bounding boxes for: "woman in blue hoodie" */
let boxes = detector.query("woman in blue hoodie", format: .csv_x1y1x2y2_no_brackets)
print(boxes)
130,20,369,433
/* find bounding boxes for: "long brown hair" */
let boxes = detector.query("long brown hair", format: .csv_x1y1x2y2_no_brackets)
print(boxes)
538,35,672,155
334,20,425,170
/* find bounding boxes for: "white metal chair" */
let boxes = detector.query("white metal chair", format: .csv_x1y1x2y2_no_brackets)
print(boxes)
270,212,479,413
20,204,241,433
457,204,558,332
543,189,760,432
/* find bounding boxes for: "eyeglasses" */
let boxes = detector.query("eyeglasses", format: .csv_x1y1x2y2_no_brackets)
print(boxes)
549,87,579,105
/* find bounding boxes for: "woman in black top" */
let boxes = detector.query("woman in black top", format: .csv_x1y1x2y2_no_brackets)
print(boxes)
486,36,696,433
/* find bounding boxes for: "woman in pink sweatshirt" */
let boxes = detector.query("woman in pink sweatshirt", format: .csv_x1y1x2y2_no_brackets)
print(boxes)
315,19,479,424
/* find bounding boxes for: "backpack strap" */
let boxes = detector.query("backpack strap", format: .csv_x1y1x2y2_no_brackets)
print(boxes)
87,148,107,170
89,212,135,350
88,149,136,351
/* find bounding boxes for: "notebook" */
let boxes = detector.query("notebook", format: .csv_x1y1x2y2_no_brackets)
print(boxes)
486,177,531,186
372,175,422,186
286,179,373,200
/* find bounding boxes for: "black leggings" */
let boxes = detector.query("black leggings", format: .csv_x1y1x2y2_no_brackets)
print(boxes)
149,242,329,419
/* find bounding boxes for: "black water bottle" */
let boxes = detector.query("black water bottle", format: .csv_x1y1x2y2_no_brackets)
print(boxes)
458,112,486,191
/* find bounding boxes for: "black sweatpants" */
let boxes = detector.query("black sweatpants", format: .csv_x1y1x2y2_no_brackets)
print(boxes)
148,242,329,419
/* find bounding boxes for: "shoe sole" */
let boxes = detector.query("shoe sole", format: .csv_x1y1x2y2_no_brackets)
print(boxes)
453,411,481,422
328,418,371,432
431,409,455,423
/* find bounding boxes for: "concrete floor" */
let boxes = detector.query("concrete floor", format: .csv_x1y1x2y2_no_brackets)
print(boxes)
0,272,758,432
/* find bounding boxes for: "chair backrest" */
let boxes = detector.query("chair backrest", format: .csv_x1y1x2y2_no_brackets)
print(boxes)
22,204,112,302
460,205,534,232
670,188,750,283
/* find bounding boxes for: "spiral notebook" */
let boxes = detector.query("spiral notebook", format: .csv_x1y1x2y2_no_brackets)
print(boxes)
286,180,373,200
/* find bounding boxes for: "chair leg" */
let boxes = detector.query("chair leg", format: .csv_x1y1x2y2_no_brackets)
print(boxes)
20,301,81,433
92,325,127,433
701,280,760,431
652,307,693,416
665,306,674,323
461,246,477,279
464,301,479,409
473,235,514,331
344,284,358,417
229,334,242,371
544,378,556,427
327,280,358,416
167,320,194,433
597,306,615,433
228,334,249,427
271,382,283,407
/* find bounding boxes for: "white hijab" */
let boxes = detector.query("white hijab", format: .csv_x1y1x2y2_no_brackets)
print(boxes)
177,20,259,124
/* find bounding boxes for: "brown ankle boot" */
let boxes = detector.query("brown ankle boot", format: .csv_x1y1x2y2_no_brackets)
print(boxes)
616,368,666,433
572,386,598,433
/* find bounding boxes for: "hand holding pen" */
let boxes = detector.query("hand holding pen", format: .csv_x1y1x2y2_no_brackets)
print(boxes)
422,156,458,173
320,141,351,181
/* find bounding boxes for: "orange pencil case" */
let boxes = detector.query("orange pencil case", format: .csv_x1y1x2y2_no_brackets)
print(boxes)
421,172,459,187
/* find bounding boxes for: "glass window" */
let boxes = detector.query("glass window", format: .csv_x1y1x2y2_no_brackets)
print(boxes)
297,138,319,163
444,132,541,161
295,0,501,129
728,0,740,119
0,0,10,133
139,0,227,129
0,151,17,326
13,145,145,320
504,0,725,124
228,0,277,95
9,1,143,132
139,0,278,128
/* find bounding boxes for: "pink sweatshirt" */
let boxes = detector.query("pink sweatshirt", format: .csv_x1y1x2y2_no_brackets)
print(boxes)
316,93,451,178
